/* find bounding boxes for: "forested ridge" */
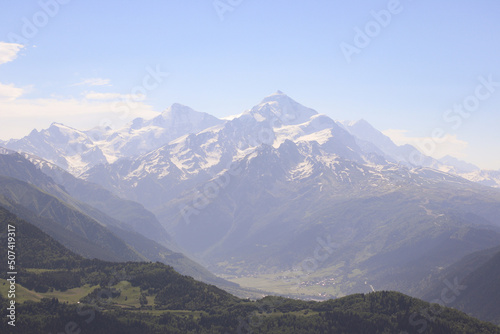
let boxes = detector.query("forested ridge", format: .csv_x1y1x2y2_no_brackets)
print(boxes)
1,206,499,333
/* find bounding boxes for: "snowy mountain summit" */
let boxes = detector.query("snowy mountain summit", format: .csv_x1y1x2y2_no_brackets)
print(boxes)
248,90,318,126
1,91,499,188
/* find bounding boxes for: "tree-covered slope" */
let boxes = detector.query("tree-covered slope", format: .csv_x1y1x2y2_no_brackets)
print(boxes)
1,290,499,333
1,206,499,333
0,205,83,270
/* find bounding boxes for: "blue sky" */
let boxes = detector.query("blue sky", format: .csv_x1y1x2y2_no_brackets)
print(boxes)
0,0,499,169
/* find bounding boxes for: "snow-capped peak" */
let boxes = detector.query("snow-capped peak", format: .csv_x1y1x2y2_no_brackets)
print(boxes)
47,122,86,138
438,155,480,173
340,119,371,130
161,103,196,117
244,91,318,126
147,103,221,129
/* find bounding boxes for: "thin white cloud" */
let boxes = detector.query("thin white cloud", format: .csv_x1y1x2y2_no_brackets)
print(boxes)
84,91,144,101
0,43,26,101
0,97,158,140
383,129,469,159
84,92,124,100
0,42,24,65
72,78,111,87
0,83,25,101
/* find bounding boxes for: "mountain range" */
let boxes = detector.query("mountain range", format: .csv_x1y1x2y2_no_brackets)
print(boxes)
3,91,498,187
1,91,500,324
339,119,500,187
